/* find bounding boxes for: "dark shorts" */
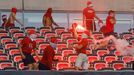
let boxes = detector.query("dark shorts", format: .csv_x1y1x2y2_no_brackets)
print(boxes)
38,63,50,70
22,52,36,66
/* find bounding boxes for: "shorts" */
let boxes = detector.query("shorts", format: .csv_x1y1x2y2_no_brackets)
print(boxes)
38,63,50,70
75,53,88,70
22,52,36,66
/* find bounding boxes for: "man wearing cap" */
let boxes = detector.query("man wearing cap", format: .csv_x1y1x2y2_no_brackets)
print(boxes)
83,1,102,32
38,37,58,70
4,7,24,29
19,31,39,70
73,31,89,70
1,15,7,27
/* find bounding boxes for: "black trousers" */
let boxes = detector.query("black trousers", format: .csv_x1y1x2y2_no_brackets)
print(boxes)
38,63,50,70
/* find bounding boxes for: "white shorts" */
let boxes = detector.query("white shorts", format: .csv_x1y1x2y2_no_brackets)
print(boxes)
75,53,88,70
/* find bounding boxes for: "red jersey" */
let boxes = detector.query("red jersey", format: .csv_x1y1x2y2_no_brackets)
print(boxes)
83,7,96,31
21,37,36,54
76,38,88,54
83,7,95,20
106,16,115,33
40,45,55,69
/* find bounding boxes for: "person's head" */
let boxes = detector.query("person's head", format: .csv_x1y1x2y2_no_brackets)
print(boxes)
50,37,57,49
2,15,7,22
11,7,17,14
28,31,37,41
72,23,77,28
108,10,115,17
87,1,93,8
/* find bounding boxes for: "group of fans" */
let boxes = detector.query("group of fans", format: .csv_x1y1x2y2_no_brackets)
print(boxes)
1,1,134,71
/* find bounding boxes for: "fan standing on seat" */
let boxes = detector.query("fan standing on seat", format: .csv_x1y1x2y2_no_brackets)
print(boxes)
42,8,59,30
19,31,39,70
83,1,102,32
3,7,24,29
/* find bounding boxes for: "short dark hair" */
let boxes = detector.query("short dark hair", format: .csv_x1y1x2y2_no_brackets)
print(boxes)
108,10,115,15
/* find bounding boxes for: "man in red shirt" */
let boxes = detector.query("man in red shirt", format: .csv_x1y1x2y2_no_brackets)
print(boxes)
19,31,39,70
83,1,102,32
38,37,58,70
105,10,116,36
74,31,89,70
4,7,24,29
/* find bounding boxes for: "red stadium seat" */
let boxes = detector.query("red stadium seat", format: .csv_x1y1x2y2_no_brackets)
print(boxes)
97,49,109,56
66,37,78,44
114,51,122,56
25,27,36,34
0,54,8,61
122,56,133,68
38,42,49,53
54,54,63,61
67,54,77,64
1,36,13,45
12,31,25,39
61,32,72,40
17,61,27,70
0,32,8,38
104,55,117,63
44,32,56,41
92,32,104,39
88,55,99,63
94,61,107,71
56,61,70,70
39,27,51,35
33,54,42,62
113,61,125,70
61,49,74,57
0,48,4,54
55,27,65,35
0,60,13,70
16,37,25,44
9,48,20,56
9,27,21,33
86,50,92,55
4,42,17,50
57,42,67,50
121,32,132,40
34,37,45,44
13,54,22,63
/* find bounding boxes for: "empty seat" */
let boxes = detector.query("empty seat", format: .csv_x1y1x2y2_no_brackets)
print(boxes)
121,32,132,40
0,60,13,70
94,61,107,71
12,54,22,63
9,48,20,56
0,32,8,38
97,49,109,57
1,36,13,45
9,27,21,34
15,37,25,44
92,32,104,39
54,27,65,35
4,42,18,50
56,61,70,70
34,37,45,44
0,54,9,61
25,27,36,34
61,48,74,57
39,27,51,35
66,37,78,44
12,31,25,39
57,42,67,50
61,32,72,40
54,54,63,61
113,61,125,70
88,55,99,64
